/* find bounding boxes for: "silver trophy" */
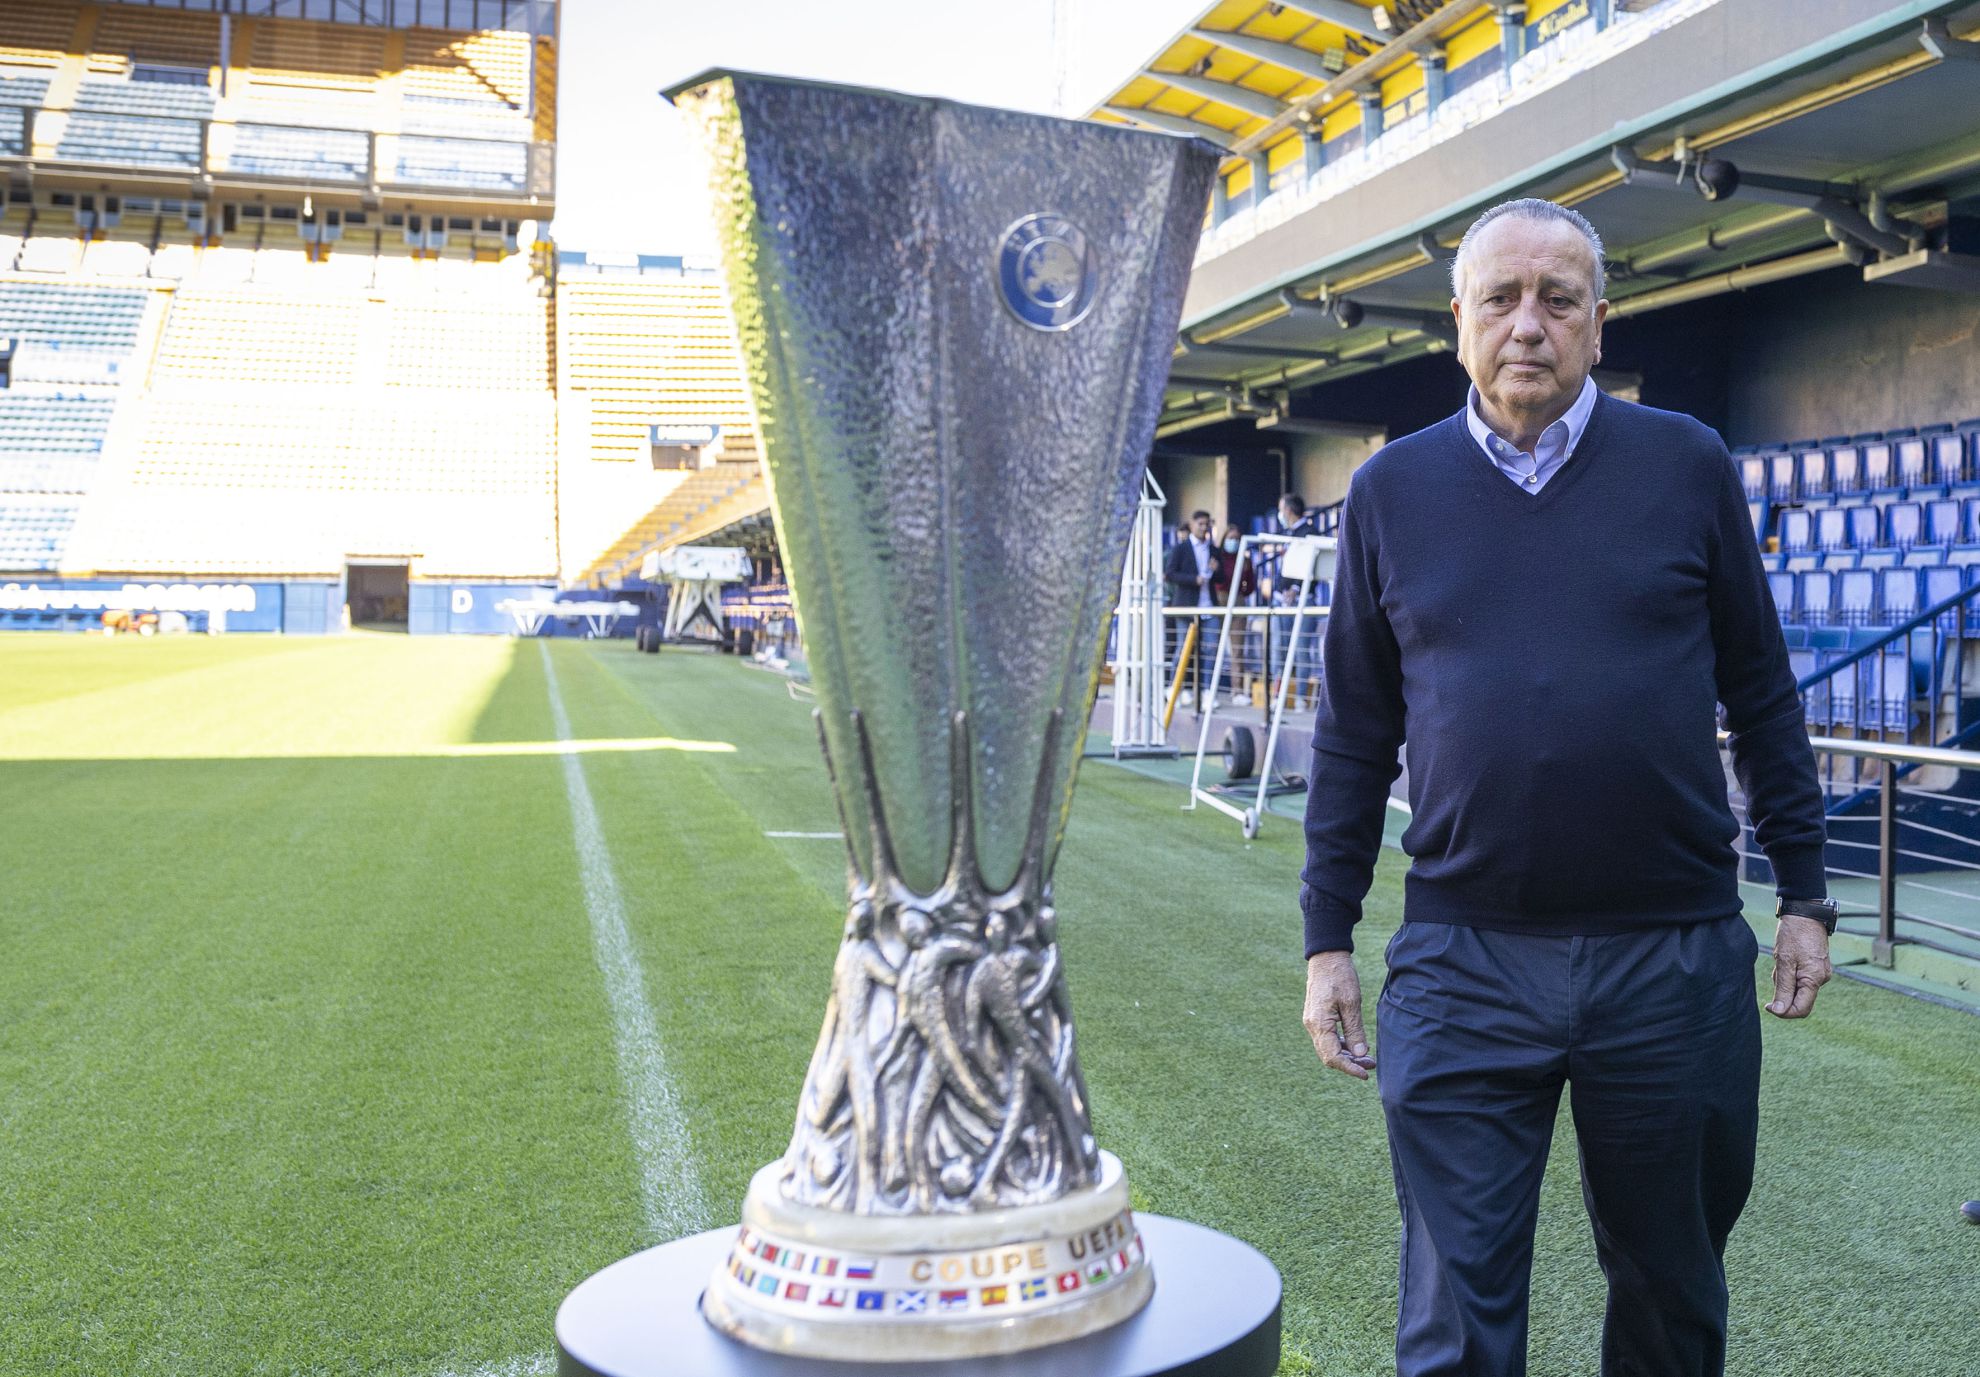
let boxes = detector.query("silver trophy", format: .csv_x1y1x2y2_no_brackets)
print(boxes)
668,70,1218,1361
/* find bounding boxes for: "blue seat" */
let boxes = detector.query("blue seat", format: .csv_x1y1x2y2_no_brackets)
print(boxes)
1963,495,1980,546
1767,571,1796,621
1925,565,1966,627
1859,549,1900,570
1819,550,1859,570
1814,507,1849,551
1880,568,1922,624
1824,650,1858,726
1788,649,1827,725
1796,447,1830,497
1784,552,1821,574
1799,569,1835,625
1902,545,1947,568
1826,443,1862,495
1887,501,1924,547
1763,450,1796,502
1895,436,1939,497
1927,498,1963,547
1867,652,1913,733
1844,505,1880,550
1837,569,1877,625
1925,426,1965,485
1861,441,1898,493
1737,456,1766,500
1778,508,1814,554
1747,500,1767,540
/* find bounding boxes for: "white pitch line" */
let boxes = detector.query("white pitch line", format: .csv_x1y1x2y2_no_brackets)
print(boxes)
428,1352,554,1377
764,830,843,840
539,641,711,1240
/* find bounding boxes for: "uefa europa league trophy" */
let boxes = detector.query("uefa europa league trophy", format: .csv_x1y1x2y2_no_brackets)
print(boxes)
667,71,1219,1362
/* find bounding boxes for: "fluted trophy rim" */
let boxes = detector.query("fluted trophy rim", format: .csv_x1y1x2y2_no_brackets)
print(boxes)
662,65,1225,159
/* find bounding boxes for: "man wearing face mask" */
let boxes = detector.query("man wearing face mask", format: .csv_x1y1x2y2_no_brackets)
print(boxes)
1211,523,1258,698
1298,199,1833,1377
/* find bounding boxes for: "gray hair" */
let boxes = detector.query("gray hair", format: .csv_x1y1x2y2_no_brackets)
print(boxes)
1449,198,1606,304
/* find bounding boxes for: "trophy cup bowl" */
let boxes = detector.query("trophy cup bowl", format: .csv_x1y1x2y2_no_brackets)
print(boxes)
661,70,1222,1363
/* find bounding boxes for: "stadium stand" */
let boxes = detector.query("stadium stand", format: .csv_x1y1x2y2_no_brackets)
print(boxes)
0,0,562,627
0,276,159,569
553,258,765,586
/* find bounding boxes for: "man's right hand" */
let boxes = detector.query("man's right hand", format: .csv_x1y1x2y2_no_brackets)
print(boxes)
1304,951,1376,1081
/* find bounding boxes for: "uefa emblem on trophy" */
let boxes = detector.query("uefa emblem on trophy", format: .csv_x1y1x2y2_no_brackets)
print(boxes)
665,70,1221,1361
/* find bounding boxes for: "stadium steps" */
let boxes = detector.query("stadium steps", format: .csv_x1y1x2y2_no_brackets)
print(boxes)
577,460,761,587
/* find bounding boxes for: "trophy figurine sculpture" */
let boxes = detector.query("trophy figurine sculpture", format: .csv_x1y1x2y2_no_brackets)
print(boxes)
667,70,1220,1362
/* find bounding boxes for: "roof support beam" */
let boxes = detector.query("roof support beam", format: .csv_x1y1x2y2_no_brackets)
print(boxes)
1180,335,1340,363
1102,105,1239,149
1145,70,1289,122
1612,147,1916,259
1231,0,1492,156
1276,1,1390,40
1192,27,1339,82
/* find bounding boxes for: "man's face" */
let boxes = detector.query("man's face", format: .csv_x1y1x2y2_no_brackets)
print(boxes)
1192,515,1213,540
1452,216,1607,427
1278,502,1298,528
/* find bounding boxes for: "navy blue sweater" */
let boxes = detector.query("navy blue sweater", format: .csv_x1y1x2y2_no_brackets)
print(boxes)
1301,394,1828,956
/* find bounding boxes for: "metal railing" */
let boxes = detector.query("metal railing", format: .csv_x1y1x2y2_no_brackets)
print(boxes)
1787,579,1980,788
1736,733,1980,968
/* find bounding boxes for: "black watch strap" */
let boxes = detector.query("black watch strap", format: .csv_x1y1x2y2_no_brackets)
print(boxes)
1776,897,1839,934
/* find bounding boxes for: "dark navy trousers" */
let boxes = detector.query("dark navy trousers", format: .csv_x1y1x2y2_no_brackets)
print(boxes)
1377,917,1762,1377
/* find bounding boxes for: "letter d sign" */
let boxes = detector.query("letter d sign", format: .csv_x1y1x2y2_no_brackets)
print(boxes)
450,589,474,615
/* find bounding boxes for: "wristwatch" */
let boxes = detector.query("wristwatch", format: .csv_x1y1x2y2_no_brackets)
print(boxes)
1776,896,1839,934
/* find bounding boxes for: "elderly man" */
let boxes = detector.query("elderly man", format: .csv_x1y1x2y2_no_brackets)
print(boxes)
1300,198,1836,1377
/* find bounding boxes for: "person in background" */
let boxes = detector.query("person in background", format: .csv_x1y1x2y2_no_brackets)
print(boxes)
1271,495,1323,706
1279,492,1318,540
1164,509,1216,607
1212,522,1258,699
1164,510,1218,704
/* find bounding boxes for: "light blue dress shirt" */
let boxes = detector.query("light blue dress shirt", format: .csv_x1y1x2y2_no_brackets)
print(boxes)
1465,374,1599,493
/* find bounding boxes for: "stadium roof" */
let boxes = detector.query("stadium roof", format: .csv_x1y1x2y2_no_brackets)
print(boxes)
99,0,557,36
1118,0,1980,435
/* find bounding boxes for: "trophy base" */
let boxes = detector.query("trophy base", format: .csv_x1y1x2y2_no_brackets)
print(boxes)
554,1213,1279,1376
700,1152,1150,1360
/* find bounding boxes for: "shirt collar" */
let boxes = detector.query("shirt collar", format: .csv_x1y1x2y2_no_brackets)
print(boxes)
1465,373,1599,461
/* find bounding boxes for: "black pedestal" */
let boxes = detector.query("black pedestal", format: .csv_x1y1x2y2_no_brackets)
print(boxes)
555,1213,1280,1377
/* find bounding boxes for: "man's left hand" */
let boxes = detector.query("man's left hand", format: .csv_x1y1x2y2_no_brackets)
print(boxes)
1767,915,1832,1019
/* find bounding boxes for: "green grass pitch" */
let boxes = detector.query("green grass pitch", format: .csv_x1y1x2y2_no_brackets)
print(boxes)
1,635,1976,1375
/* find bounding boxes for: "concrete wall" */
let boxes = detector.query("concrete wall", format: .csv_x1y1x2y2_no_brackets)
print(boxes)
1159,453,1226,531
1290,430,1385,509
1727,276,1980,444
